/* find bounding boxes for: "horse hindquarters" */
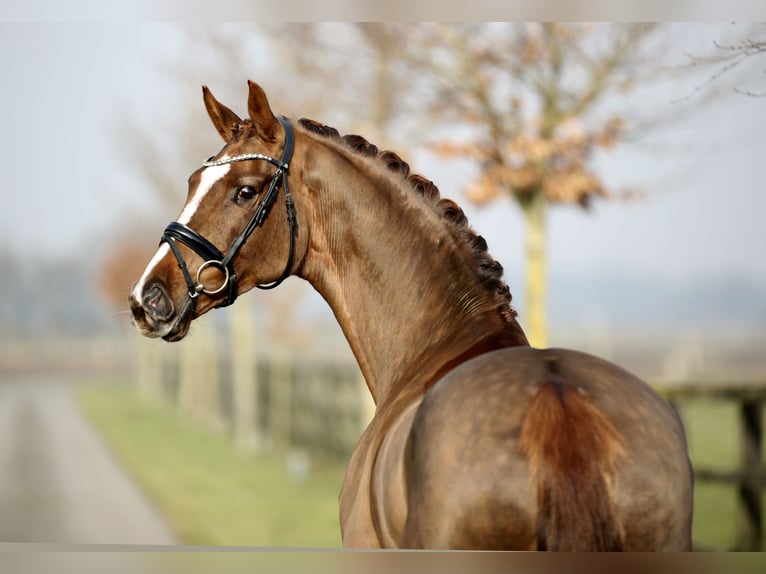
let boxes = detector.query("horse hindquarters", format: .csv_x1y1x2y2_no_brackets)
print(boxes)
399,376,624,550
399,348,692,551
399,358,542,549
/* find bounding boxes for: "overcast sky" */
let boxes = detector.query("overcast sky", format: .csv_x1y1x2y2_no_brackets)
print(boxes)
2,22,765,334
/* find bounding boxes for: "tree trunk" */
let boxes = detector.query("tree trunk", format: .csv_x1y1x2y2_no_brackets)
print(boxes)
522,193,548,348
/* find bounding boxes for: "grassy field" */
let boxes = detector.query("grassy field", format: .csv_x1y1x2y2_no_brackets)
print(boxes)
681,398,765,551
79,384,763,550
78,385,345,547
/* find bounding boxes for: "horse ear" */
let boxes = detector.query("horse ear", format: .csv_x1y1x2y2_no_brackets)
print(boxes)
247,80,277,142
202,85,243,142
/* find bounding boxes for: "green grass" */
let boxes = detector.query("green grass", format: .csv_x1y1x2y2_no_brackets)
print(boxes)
680,399,766,550
78,385,345,547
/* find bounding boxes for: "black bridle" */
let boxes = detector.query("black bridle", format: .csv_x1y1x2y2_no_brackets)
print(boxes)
160,116,296,317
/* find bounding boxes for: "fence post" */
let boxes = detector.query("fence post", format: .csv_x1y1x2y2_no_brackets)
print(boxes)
177,315,222,431
135,336,163,402
738,396,763,550
270,348,292,452
230,296,260,451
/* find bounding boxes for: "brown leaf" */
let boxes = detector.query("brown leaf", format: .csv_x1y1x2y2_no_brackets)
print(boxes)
465,173,504,204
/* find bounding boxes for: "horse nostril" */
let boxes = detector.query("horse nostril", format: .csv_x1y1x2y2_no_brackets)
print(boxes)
141,283,175,322
129,295,146,323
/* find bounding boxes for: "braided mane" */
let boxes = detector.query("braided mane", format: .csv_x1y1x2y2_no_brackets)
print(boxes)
297,118,518,324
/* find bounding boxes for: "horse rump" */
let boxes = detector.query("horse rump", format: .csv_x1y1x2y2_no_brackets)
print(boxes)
519,377,625,551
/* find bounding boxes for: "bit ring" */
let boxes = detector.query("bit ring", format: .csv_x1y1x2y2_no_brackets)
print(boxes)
195,260,230,295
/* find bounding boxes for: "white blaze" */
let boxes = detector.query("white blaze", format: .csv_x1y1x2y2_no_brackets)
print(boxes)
130,163,231,301
178,163,231,224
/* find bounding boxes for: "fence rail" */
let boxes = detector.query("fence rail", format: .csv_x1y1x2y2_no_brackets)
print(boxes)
134,334,373,462
11,336,760,549
131,327,766,550
663,381,766,551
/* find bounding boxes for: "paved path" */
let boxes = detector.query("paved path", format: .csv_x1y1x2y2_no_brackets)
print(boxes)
0,376,178,545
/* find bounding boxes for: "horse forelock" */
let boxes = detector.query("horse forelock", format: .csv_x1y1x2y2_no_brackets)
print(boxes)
297,117,517,324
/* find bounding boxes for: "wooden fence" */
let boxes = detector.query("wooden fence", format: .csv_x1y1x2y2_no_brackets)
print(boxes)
664,382,766,551
130,326,766,549
4,333,763,548
135,333,374,462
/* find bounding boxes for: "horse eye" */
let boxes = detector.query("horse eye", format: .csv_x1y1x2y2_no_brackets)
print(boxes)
236,185,258,202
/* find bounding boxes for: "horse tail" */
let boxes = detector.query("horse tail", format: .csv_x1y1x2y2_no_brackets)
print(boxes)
519,377,625,551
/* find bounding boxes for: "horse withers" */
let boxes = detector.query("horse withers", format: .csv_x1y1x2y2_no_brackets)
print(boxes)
128,80,693,550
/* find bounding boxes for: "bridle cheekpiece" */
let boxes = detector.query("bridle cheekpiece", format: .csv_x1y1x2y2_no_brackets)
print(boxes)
160,116,296,319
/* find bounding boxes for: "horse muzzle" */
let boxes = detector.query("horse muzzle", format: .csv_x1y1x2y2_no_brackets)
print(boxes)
129,280,191,341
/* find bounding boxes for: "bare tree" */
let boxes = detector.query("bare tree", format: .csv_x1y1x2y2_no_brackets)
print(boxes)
684,23,766,97
268,23,694,348
405,23,668,347
262,23,421,147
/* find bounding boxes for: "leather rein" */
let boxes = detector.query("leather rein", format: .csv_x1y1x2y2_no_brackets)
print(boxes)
160,116,296,320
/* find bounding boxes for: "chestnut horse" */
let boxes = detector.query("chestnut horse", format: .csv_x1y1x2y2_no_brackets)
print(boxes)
129,81,693,550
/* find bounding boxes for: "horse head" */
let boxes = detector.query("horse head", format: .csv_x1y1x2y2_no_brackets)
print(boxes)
129,81,308,341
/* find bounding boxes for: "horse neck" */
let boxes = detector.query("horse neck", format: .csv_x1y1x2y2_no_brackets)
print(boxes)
297,139,528,407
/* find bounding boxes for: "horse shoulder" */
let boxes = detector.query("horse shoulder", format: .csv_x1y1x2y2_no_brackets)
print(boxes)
370,400,421,547
340,394,424,548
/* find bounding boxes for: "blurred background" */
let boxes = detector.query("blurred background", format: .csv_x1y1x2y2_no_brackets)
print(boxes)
1,21,765,550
